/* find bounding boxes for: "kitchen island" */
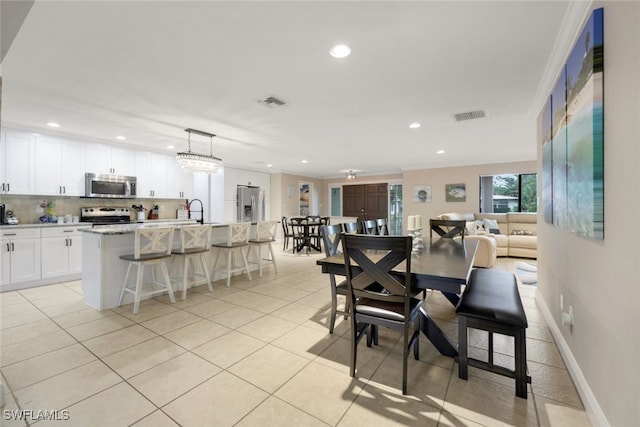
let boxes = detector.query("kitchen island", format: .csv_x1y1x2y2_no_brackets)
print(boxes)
80,221,258,310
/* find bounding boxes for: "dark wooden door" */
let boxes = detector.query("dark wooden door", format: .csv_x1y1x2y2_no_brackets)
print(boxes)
343,183,388,226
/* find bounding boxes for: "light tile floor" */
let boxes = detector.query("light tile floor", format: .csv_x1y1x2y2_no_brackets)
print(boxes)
0,250,591,426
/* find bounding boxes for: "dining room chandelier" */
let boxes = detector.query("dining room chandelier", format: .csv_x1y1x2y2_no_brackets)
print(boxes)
176,128,222,173
346,170,357,180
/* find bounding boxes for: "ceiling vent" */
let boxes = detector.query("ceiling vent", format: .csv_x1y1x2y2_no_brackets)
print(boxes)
453,110,486,122
258,96,287,108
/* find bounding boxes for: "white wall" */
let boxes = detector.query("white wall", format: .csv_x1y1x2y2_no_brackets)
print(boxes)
537,2,640,426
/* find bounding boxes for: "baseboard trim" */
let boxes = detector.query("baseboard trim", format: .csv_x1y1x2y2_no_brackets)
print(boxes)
535,293,610,427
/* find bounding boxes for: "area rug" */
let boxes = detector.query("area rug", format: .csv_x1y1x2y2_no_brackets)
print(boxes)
516,261,538,285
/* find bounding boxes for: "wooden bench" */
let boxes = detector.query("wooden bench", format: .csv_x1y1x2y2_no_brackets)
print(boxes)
456,269,531,398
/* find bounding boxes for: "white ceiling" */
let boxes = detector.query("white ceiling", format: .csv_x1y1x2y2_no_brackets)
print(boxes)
1,1,573,179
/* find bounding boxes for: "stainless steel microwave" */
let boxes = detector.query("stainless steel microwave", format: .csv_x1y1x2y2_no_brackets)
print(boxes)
84,173,137,198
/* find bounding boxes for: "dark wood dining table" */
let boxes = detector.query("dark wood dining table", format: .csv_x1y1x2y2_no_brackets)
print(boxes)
316,238,478,357
289,219,322,253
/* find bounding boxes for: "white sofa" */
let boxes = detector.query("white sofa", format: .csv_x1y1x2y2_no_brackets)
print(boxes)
436,212,537,259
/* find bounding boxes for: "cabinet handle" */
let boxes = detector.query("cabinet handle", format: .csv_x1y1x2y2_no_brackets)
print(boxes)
6,183,9,192
63,186,66,194
69,238,73,247
11,242,14,251
1,183,4,192
5,243,9,252
3,233,16,236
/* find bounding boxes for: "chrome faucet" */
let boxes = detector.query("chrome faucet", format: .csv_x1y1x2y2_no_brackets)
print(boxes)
187,199,204,224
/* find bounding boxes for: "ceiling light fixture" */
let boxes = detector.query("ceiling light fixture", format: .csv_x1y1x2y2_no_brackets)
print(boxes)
47,122,60,128
330,44,351,58
177,128,222,174
409,122,421,129
115,135,126,140
436,150,445,154
301,160,308,164
346,170,357,180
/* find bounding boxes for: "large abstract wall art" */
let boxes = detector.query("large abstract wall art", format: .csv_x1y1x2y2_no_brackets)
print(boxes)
541,7,604,240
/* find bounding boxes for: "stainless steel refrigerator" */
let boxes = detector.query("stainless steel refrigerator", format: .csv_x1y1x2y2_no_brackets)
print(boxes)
237,185,265,222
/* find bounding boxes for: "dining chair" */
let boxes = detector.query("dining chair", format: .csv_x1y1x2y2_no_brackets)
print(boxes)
306,215,322,251
118,227,176,314
343,222,359,234
289,217,308,254
321,224,350,333
211,222,252,287
376,218,389,235
429,219,466,242
247,220,278,277
362,219,378,235
341,233,422,395
281,216,294,251
170,224,212,300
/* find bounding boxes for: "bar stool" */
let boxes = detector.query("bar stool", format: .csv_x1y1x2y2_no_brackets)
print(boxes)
211,222,252,287
247,220,278,277
118,227,176,314
170,224,212,300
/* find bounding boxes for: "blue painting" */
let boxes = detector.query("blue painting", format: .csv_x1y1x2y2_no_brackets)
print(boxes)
565,8,604,240
539,96,553,224
551,66,568,230
542,8,603,240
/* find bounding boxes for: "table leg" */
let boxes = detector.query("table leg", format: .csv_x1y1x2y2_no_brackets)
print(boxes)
419,307,458,357
441,291,460,306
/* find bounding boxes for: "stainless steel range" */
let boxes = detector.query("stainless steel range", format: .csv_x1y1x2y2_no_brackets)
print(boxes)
80,207,132,226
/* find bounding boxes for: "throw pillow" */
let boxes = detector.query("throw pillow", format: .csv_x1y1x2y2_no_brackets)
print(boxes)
465,221,477,235
483,218,499,233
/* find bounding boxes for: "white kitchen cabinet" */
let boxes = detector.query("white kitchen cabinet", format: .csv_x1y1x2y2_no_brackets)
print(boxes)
1,130,36,195
135,151,168,198
0,228,41,289
223,167,270,201
35,137,85,196
41,227,86,279
86,144,136,176
166,158,193,199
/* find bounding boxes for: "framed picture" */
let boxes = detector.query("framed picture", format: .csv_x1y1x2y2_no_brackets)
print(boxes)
299,183,310,216
413,185,431,203
445,183,466,202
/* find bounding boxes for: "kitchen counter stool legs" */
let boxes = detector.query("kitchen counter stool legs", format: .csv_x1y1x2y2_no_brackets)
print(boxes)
118,227,176,314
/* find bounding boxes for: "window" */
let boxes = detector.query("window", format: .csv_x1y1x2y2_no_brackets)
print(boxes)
389,184,403,235
479,174,537,213
330,186,341,216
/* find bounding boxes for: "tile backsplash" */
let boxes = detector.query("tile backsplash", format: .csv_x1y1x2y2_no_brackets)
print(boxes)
0,195,188,224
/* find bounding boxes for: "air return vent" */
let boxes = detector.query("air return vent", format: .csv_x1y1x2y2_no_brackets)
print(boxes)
453,110,486,122
258,96,287,108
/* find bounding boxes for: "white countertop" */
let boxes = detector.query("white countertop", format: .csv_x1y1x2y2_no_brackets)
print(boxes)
0,222,92,229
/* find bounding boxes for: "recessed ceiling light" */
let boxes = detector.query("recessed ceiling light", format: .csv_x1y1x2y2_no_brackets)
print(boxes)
47,122,60,128
115,135,126,140
409,122,421,129
266,164,273,168
301,160,308,164
330,44,351,58
436,150,445,154
167,145,175,149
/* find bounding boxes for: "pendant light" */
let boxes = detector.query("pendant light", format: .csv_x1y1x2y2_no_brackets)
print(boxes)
176,128,222,173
